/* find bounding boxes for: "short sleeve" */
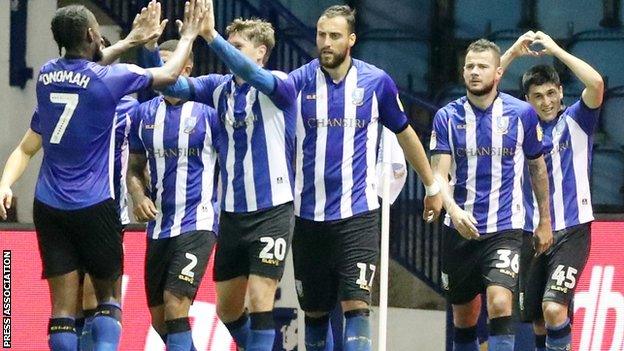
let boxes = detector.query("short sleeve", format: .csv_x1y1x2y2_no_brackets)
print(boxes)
287,64,309,94
430,109,451,154
128,102,147,154
268,71,296,110
377,73,409,133
102,63,153,100
568,99,600,135
30,108,41,135
188,74,228,108
521,105,544,159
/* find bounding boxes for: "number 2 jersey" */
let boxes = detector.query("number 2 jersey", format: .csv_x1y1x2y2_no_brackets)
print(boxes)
31,58,152,210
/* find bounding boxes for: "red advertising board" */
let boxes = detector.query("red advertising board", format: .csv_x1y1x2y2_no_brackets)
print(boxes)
572,221,624,351
0,230,236,350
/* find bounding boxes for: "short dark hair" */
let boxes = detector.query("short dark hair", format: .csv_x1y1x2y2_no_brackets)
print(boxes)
51,5,95,54
320,5,356,33
466,39,501,64
522,65,561,94
159,39,194,62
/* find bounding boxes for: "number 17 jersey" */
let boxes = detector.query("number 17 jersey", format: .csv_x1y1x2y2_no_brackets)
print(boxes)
31,58,152,210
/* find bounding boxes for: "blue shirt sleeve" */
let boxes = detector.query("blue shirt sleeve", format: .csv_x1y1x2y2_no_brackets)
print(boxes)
30,108,41,134
430,109,451,154
267,71,297,110
101,63,153,100
567,99,600,135
288,64,309,94
128,102,147,154
377,73,409,133
521,105,544,159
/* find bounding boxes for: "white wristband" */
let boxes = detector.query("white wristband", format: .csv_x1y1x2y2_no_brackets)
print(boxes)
424,179,441,197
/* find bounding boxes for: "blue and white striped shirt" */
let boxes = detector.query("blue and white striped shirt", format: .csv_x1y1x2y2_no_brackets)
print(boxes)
431,93,543,235
288,59,409,221
184,73,296,213
129,97,220,239
113,96,138,225
523,100,598,232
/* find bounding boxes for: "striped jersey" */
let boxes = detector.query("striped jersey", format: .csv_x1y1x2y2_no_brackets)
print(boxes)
129,96,220,239
523,100,598,232
113,96,138,225
31,58,152,210
184,72,296,213
288,59,409,221
431,93,543,235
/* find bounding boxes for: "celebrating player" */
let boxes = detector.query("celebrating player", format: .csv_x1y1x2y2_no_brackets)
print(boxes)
431,39,552,351
0,2,204,350
502,30,604,351
285,6,443,350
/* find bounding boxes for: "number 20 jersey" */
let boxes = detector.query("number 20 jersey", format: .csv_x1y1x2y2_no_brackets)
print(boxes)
31,58,152,210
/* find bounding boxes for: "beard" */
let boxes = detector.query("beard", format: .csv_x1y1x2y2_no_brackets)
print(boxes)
319,48,348,69
466,79,495,96
92,46,103,62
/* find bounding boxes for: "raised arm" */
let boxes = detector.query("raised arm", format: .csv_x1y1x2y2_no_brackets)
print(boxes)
532,31,604,108
431,153,479,239
0,129,42,220
500,30,538,72
146,0,204,89
527,156,553,255
198,0,276,95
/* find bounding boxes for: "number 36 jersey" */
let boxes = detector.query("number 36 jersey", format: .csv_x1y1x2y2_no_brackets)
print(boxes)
31,58,152,210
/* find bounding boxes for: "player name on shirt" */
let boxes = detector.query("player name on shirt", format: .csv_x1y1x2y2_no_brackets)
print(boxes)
38,70,91,88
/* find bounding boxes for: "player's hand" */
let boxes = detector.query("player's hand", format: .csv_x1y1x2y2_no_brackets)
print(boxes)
177,0,205,40
423,193,443,223
532,222,553,256
132,195,158,222
128,0,168,48
508,30,539,59
0,186,12,220
199,0,218,42
532,31,563,57
448,205,479,240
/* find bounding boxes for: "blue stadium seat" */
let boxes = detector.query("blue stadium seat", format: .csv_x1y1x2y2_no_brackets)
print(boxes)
591,149,624,207
537,0,603,38
454,0,521,38
600,87,624,149
568,31,624,88
355,40,430,93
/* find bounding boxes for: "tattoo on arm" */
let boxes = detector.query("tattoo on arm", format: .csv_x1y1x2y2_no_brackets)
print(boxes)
528,157,551,222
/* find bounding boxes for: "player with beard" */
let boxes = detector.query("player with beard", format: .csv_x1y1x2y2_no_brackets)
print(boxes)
0,2,205,350
286,5,443,351
502,31,604,351
430,39,553,351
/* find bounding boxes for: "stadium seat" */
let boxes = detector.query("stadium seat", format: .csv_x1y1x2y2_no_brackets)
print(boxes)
600,87,624,149
355,40,430,93
536,0,603,38
454,0,521,38
591,149,624,208
568,31,624,88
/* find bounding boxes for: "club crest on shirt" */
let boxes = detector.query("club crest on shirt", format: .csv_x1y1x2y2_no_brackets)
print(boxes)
537,124,544,142
352,88,365,106
495,116,509,134
430,131,437,150
183,115,198,134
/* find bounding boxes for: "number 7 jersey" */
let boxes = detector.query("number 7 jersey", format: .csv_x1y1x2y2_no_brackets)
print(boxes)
31,58,152,210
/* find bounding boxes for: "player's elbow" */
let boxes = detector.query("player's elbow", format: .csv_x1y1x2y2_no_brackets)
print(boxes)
588,74,604,95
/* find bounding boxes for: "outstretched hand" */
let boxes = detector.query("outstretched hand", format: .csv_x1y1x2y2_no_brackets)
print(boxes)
177,0,206,40
128,0,168,47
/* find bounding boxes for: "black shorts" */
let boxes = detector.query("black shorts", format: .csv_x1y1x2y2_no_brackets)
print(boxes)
293,209,380,312
33,198,123,280
145,230,216,307
519,223,591,322
213,202,294,282
441,226,522,305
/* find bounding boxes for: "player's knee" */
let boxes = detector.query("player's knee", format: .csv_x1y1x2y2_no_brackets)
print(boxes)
247,277,278,312
163,291,192,320
487,290,512,317
341,299,369,312
217,301,245,323
542,301,568,325
305,311,329,319
453,311,479,328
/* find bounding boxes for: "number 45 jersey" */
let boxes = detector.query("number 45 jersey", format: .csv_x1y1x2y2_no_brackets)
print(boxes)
31,58,152,210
